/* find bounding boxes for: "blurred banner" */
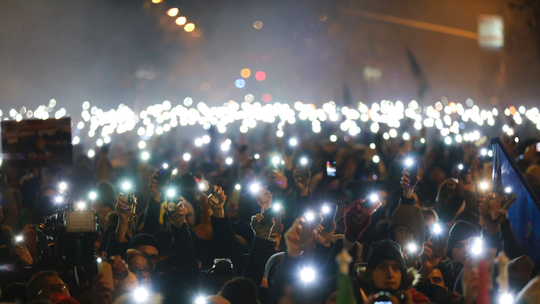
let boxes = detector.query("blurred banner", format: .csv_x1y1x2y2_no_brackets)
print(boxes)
478,15,504,49
1,118,73,167
491,137,540,261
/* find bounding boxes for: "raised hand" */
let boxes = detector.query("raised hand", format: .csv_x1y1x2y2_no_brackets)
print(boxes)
479,192,507,234
419,238,441,280
315,222,336,247
115,194,137,222
166,201,188,227
208,186,226,218
401,168,419,198
461,258,479,304
271,168,288,190
111,255,129,284
250,207,275,240
284,217,316,257
149,173,166,202
11,244,33,266
293,165,311,196
92,273,113,304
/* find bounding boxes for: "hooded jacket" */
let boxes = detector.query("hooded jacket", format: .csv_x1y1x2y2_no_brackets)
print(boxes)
388,205,425,246
357,267,430,304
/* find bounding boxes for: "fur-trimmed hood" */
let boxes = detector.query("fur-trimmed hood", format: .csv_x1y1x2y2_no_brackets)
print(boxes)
355,265,422,295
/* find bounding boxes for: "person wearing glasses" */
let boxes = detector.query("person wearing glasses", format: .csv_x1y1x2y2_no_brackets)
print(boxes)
26,270,70,302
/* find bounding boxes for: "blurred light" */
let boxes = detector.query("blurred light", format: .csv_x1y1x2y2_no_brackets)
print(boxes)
370,143,376,149
373,155,380,163
403,132,410,140
471,239,483,255
195,138,203,147
369,194,379,201
88,149,95,158
138,141,146,149
221,142,230,151
273,204,282,211
433,224,442,234
407,243,418,253
55,196,63,204
253,21,263,29
481,149,488,156
262,93,272,103
15,235,23,243
272,156,281,165
167,189,175,197
225,157,233,165
151,0,162,3
300,267,315,283
77,202,86,211
488,150,493,157
184,23,195,32
89,191,97,200
235,79,246,88
480,182,489,190
195,296,206,304
134,288,149,302
289,138,298,146
322,205,330,213
141,151,150,160
255,71,266,81
505,187,512,193
405,158,413,167
445,137,452,145
104,136,111,144
304,212,315,221
72,136,80,145
167,8,179,17
241,68,251,78
330,135,337,142
59,182,68,192
499,293,513,304
172,168,178,175
235,184,241,190
383,133,390,140
254,154,260,159
300,157,308,165
202,135,211,144
250,183,260,193
183,153,191,161
458,164,464,170
122,182,132,191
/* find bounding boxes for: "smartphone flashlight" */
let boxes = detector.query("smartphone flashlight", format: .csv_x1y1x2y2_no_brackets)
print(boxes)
141,151,150,160
369,194,379,202
167,188,176,197
89,191,97,200
499,293,513,304
272,156,281,165
76,202,86,211
199,180,210,192
183,153,191,161
480,182,489,190
407,243,418,253
172,168,178,175
15,235,23,243
505,187,512,194
250,183,261,194
300,267,316,283
254,154,260,160
122,182,132,191
481,149,488,156
273,204,282,212
405,158,414,167
322,205,330,214
458,164,464,170
433,223,442,234
133,287,149,302
289,138,298,147
300,157,308,165
235,184,241,190
304,212,315,221
225,157,233,165
55,196,63,204
195,296,207,304
471,238,483,255
59,181,68,192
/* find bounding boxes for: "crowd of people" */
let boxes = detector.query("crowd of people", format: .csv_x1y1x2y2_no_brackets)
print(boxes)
1,121,540,304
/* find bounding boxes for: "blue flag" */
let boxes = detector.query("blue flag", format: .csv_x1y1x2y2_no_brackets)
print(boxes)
491,137,540,262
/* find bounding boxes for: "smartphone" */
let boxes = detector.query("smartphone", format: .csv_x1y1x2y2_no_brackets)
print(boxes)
474,182,487,200
407,161,419,185
261,205,281,226
321,203,338,232
97,258,115,291
501,193,518,211
326,160,337,177
431,225,448,257
299,212,322,243
156,164,173,186
536,143,540,152
299,159,312,180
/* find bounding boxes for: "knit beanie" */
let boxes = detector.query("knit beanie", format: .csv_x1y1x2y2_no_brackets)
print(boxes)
388,205,425,245
445,220,479,258
129,233,162,253
367,240,407,276
508,255,534,293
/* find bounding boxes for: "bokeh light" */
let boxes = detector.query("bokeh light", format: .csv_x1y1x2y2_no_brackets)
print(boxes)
175,16,186,25
253,21,263,29
261,54,271,62
262,94,272,103
235,79,246,88
167,8,179,17
255,71,266,81
184,23,195,32
241,68,251,78
151,0,162,3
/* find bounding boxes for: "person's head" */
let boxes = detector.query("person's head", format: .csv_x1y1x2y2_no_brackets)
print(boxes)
129,233,161,269
367,240,406,290
427,268,446,290
126,249,151,286
206,295,232,304
446,220,479,264
508,255,534,294
27,271,69,301
219,277,259,304
515,276,540,304
389,205,425,250
264,252,284,289
255,185,272,209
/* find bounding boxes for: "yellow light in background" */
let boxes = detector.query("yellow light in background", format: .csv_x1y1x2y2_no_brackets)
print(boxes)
253,21,263,29
241,69,251,78
184,23,195,32
151,0,162,3
167,8,179,17
175,16,187,25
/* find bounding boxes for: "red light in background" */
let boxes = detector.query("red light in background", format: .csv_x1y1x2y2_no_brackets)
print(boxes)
255,71,266,81
262,94,272,102
248,55,257,63
261,54,271,62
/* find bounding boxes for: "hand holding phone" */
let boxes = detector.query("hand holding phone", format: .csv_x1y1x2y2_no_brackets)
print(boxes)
299,211,322,244
156,163,173,186
97,258,115,292
326,160,337,177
